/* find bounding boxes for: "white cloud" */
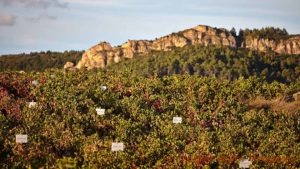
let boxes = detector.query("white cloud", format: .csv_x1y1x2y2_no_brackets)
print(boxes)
0,0,67,8
0,0,66,25
0,13,15,26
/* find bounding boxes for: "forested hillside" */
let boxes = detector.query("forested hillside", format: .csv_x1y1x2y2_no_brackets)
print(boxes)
0,51,83,72
238,27,291,41
107,46,300,84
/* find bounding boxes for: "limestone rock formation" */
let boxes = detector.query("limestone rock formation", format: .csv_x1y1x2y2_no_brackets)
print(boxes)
75,25,236,69
71,24,300,70
242,36,300,54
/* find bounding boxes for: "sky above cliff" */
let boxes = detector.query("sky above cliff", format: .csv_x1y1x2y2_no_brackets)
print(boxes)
0,0,299,55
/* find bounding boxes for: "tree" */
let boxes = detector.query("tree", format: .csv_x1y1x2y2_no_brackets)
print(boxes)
230,27,237,37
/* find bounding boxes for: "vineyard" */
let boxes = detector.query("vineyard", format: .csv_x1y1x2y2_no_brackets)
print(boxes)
0,69,299,168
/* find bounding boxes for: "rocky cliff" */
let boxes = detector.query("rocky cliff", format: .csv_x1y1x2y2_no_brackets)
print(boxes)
74,25,236,69
69,24,300,70
242,36,300,55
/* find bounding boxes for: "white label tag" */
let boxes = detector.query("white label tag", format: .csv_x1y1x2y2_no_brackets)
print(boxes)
173,117,182,124
111,142,124,151
16,135,28,143
32,80,38,86
100,86,107,91
28,102,37,108
96,108,105,115
239,159,252,168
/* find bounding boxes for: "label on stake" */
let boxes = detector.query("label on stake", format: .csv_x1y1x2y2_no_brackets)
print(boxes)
28,102,37,108
100,86,107,91
32,80,38,86
96,108,105,115
111,142,124,151
239,159,252,168
16,135,28,143
173,117,182,124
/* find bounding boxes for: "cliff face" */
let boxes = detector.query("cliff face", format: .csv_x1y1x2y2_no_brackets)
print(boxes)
72,24,300,70
75,25,236,69
242,36,300,55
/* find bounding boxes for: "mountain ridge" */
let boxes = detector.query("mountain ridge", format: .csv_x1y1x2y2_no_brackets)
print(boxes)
68,24,300,70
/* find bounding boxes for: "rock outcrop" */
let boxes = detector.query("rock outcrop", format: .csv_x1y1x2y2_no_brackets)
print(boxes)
73,24,300,70
75,25,236,69
242,36,300,55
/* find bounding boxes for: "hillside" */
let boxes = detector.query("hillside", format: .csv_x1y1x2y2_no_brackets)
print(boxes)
0,51,83,72
1,45,299,84
1,25,299,74
73,25,300,70
0,24,300,168
0,70,299,168
106,45,300,84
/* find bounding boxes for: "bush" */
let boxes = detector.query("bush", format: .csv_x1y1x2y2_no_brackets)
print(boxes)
0,70,299,168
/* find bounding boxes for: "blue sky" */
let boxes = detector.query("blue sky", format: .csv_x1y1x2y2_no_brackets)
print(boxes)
0,0,299,55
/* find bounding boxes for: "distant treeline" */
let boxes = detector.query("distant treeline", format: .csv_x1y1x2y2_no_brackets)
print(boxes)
107,45,300,84
0,50,83,72
227,26,295,47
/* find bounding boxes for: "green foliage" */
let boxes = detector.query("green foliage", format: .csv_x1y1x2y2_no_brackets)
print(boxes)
0,29,299,167
0,70,299,168
107,45,300,84
0,50,83,72
240,27,290,42
230,27,237,37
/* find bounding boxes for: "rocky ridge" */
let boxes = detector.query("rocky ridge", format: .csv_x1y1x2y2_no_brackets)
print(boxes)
68,25,300,70
242,36,300,54
74,25,236,69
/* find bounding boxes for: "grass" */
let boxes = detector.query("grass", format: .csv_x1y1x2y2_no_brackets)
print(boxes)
248,96,300,114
